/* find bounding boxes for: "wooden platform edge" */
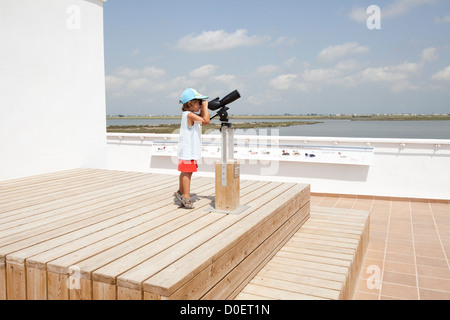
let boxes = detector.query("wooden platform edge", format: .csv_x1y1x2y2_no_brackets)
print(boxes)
343,212,370,300
142,185,311,300
235,206,370,300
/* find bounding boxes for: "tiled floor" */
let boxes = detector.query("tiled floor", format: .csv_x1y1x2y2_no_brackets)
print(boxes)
310,194,450,300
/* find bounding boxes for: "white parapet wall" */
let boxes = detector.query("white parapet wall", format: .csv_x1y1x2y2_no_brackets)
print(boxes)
106,132,450,200
0,0,107,180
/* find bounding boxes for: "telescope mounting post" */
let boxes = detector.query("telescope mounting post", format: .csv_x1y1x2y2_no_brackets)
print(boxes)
214,119,240,213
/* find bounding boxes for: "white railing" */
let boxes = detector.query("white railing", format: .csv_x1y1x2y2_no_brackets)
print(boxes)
106,132,450,200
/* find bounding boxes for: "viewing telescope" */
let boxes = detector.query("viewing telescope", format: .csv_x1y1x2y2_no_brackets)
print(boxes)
208,90,241,111
209,90,241,128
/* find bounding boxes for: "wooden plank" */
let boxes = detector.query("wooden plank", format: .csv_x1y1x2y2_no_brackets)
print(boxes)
141,181,293,297
203,202,310,300
117,181,278,295
91,202,223,292
263,261,347,283
0,169,135,211
0,262,5,300
239,283,326,300
235,206,370,300
44,178,222,300
1,170,190,300
38,178,215,300
0,168,93,192
143,183,310,299
6,261,27,300
0,171,160,224
0,174,174,247
27,267,47,300
250,275,339,300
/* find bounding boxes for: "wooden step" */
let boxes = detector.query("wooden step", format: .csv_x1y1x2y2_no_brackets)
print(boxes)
235,206,370,300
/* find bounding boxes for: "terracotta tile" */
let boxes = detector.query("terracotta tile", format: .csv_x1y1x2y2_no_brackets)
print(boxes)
319,197,339,207
418,275,450,293
382,271,417,287
367,240,386,252
381,282,418,300
414,245,446,260
384,252,415,265
352,199,373,211
355,277,381,295
387,231,413,242
311,194,450,300
371,230,388,240
419,288,450,300
383,260,416,275
352,291,379,300
416,256,449,269
385,242,414,255
364,250,385,261
388,222,412,233
334,198,356,209
413,233,441,243
417,265,450,280
360,259,383,281
380,295,404,300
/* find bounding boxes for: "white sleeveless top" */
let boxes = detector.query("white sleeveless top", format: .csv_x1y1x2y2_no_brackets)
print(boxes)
178,111,202,160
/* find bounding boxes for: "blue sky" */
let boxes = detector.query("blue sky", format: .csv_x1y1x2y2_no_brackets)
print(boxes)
103,0,450,116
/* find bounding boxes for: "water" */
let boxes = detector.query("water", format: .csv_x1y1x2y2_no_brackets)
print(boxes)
107,118,450,140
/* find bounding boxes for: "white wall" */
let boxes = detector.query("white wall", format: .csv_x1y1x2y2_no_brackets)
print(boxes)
0,0,107,180
106,133,450,200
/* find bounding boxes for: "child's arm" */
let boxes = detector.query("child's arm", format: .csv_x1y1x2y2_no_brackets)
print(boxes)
188,101,210,126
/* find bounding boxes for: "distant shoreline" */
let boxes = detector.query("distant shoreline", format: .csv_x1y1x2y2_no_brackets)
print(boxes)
107,114,450,121
106,114,450,134
106,121,322,134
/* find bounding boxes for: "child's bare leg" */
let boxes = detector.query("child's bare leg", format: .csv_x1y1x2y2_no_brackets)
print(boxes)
180,172,193,199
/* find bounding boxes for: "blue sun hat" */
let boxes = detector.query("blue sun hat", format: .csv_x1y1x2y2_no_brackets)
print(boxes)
179,88,209,105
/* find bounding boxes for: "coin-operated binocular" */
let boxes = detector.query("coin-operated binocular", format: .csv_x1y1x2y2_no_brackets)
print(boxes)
208,90,244,214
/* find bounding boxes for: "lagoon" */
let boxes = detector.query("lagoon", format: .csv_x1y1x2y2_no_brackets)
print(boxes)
106,118,450,140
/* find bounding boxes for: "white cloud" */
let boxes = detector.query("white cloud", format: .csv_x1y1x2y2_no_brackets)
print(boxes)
383,0,436,18
106,66,168,97
302,68,340,82
268,58,424,94
349,0,436,22
189,64,218,78
142,67,167,78
349,7,368,23
432,66,450,81
434,14,450,24
256,64,281,75
105,75,126,89
421,47,438,62
269,74,298,90
318,42,369,62
360,62,421,92
247,91,283,106
130,49,140,57
270,36,297,47
175,29,270,52
283,57,298,68
213,74,242,91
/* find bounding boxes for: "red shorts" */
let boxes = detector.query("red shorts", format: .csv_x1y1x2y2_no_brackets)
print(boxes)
178,160,198,173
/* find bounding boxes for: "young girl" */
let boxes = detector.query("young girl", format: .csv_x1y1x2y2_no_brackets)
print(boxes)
175,88,210,209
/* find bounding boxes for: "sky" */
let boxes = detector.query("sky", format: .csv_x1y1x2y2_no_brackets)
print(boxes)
103,0,450,116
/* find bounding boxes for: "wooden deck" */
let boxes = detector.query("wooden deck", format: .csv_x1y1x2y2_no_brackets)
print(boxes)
0,168,310,300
